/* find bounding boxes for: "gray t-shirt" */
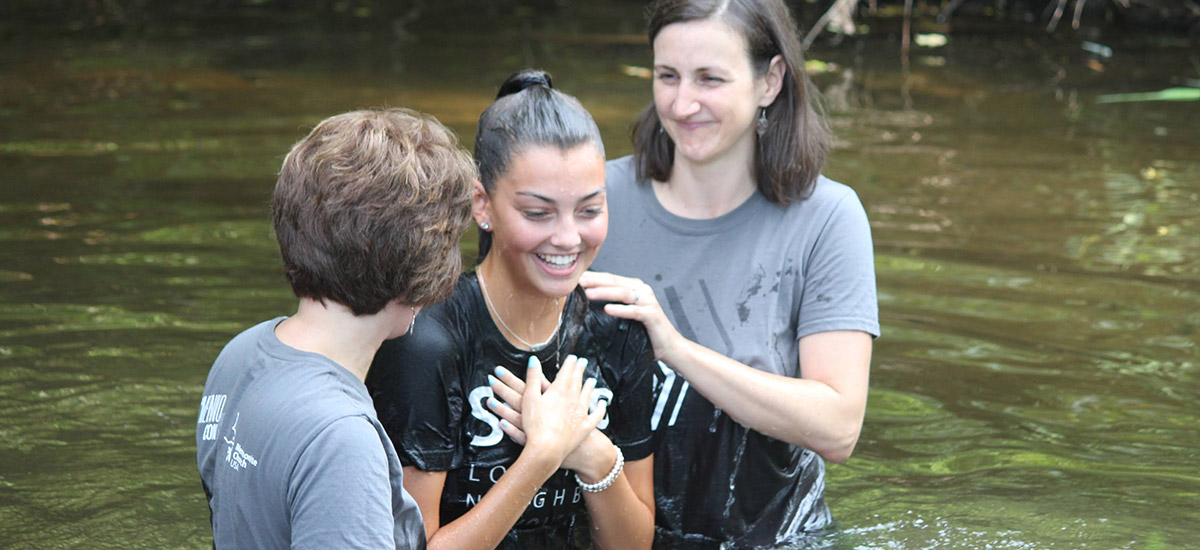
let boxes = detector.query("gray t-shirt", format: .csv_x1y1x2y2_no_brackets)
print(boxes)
196,318,425,550
591,156,879,547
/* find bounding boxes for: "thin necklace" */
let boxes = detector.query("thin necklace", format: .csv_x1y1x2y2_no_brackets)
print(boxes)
477,270,562,350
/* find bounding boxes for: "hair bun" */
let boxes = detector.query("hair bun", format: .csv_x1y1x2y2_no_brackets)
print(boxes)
496,70,554,99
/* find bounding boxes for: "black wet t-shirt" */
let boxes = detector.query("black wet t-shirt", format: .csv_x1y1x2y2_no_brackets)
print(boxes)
367,273,658,550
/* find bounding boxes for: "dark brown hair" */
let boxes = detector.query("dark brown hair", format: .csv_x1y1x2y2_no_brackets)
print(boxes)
632,0,831,204
473,69,604,263
272,108,475,315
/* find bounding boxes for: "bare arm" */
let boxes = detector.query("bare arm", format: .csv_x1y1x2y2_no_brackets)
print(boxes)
582,453,655,550
580,271,871,462
490,371,656,550
402,453,558,550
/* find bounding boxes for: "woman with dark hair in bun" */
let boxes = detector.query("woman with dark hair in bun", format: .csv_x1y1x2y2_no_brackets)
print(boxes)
367,70,656,550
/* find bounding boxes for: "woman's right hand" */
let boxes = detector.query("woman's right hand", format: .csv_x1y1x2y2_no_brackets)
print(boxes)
497,355,606,468
579,270,687,364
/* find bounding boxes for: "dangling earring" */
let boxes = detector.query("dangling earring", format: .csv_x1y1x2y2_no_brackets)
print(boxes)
480,221,491,231
407,306,419,335
756,108,768,137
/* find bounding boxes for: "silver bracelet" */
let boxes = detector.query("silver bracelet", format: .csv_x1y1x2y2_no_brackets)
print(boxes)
574,445,624,493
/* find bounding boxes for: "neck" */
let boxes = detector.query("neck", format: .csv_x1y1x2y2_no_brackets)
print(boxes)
655,147,757,219
477,258,566,349
274,298,410,382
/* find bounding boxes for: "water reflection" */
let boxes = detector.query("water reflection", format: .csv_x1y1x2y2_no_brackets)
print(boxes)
1,8,1198,550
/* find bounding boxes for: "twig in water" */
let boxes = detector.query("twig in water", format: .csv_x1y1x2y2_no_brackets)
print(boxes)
937,0,969,24
802,0,857,49
1047,0,1068,32
901,0,913,59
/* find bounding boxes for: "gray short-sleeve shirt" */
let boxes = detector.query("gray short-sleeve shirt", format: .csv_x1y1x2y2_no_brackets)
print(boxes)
590,156,879,546
196,318,425,550
593,156,879,378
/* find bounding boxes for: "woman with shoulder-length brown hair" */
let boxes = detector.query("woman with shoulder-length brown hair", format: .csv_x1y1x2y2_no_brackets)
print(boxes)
581,0,880,547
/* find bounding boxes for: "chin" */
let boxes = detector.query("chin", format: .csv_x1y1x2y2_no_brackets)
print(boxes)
540,278,581,299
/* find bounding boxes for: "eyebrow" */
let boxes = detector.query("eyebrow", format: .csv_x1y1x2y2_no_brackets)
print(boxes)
516,188,606,205
655,63,725,74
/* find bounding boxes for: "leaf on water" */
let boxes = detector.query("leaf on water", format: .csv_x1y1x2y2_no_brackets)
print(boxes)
1081,41,1113,58
914,33,948,48
0,270,34,283
1096,87,1200,104
619,65,652,79
804,59,838,74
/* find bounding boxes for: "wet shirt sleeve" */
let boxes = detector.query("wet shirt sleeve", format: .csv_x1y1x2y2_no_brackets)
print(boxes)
367,315,464,471
599,318,658,462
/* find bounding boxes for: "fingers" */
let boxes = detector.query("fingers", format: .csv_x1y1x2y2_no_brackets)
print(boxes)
579,271,645,295
582,281,656,309
583,398,607,432
499,417,527,446
549,355,587,395
487,396,522,430
488,369,524,413
524,355,545,400
493,365,526,393
580,373,598,409
578,270,617,288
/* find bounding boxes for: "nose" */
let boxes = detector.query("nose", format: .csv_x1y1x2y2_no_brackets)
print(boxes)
549,216,582,250
672,81,701,118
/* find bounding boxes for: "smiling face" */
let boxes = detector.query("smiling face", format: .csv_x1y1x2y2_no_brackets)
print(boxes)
475,144,608,300
652,18,782,169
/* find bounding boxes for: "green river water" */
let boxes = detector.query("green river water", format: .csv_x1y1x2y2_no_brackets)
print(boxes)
1,4,1197,549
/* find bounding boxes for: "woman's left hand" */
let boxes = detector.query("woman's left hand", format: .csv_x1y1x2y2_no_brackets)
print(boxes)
578,270,685,363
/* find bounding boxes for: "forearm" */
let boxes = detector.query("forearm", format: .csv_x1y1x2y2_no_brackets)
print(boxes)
581,458,655,550
581,272,872,461
427,450,558,550
662,334,870,461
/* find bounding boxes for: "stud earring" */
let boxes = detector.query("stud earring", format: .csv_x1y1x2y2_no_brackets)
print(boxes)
480,221,491,231
757,108,768,137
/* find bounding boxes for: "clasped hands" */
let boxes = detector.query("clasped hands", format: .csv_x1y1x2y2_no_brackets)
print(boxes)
487,355,616,482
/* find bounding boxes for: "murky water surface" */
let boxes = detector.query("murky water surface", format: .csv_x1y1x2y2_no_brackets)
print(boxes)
1,6,1197,549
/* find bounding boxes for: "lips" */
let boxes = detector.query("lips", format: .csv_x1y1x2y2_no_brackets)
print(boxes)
675,120,712,132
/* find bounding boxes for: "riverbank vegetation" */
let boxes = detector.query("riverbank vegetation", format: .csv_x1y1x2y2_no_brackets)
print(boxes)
3,0,1197,39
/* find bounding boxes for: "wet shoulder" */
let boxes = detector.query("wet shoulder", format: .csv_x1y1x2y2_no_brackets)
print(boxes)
371,274,476,378
403,274,480,345
578,296,651,364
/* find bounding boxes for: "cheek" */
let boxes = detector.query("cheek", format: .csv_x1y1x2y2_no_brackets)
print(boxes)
581,216,608,249
652,84,673,112
494,217,544,256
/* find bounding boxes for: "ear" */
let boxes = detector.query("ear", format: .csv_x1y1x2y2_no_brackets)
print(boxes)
471,180,491,228
758,55,786,108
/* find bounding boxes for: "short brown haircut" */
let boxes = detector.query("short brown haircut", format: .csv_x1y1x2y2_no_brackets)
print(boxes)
633,0,831,204
272,108,475,315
